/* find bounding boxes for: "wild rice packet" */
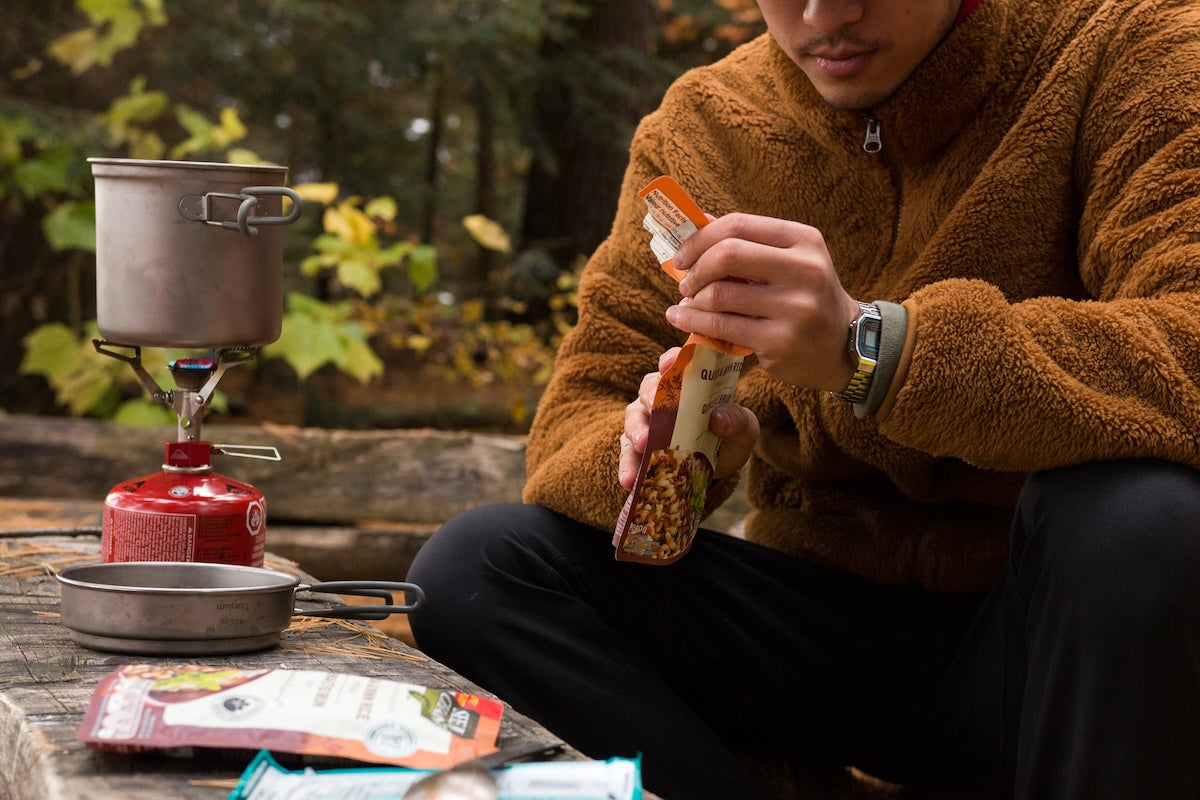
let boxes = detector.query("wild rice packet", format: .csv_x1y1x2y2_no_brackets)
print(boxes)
613,176,751,565
77,664,503,770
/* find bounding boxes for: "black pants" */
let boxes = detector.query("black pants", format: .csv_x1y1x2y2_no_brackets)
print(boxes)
406,460,1200,799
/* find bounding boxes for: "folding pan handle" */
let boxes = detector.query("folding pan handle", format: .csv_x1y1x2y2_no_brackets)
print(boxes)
296,580,425,619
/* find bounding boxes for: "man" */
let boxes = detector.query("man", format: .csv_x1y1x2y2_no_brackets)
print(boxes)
409,0,1200,797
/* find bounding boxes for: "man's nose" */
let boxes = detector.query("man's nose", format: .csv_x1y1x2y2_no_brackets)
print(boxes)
802,0,866,33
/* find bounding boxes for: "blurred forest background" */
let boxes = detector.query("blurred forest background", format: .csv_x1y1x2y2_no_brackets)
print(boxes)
0,0,764,433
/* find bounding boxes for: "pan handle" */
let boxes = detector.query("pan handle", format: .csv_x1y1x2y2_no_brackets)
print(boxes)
295,580,425,620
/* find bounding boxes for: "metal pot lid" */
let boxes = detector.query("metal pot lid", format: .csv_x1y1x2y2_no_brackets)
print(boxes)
88,157,288,176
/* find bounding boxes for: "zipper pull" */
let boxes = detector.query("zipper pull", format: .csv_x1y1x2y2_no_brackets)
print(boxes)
863,115,883,153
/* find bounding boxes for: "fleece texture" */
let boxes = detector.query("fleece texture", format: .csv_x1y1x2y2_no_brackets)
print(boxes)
523,0,1200,591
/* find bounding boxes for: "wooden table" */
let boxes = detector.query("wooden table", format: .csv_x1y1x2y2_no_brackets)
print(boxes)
0,533,583,800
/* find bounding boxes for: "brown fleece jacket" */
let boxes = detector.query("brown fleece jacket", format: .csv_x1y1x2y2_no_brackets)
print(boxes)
523,0,1200,591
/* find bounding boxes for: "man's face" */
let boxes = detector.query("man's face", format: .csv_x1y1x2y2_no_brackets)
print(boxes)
759,0,962,110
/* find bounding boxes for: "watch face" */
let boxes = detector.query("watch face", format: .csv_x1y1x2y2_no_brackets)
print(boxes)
859,316,882,360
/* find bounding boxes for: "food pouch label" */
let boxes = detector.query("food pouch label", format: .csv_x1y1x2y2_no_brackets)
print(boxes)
409,687,481,738
613,176,750,565
77,664,503,770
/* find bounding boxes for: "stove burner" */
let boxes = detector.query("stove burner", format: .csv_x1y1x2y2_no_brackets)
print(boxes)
93,340,257,442
169,357,218,392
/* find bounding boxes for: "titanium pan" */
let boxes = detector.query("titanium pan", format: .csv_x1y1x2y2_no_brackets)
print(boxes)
56,561,424,655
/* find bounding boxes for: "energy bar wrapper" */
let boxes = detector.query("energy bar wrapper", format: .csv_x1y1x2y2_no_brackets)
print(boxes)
613,176,750,565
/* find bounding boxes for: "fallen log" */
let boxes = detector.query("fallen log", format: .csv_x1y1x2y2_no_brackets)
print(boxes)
0,414,749,580
0,414,527,525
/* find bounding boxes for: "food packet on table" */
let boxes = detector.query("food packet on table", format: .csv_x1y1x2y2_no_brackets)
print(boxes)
228,748,644,800
77,664,502,769
613,176,752,565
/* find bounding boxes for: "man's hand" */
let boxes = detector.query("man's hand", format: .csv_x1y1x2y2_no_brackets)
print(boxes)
618,348,760,492
667,212,860,392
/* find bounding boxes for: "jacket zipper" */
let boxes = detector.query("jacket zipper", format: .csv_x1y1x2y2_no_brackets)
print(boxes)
862,113,903,241
863,115,883,153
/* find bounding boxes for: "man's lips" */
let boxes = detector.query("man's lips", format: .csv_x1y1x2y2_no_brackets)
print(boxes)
808,49,873,78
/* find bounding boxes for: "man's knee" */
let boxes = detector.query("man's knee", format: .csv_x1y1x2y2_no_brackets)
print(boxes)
1013,459,1200,622
407,503,595,652
407,503,526,652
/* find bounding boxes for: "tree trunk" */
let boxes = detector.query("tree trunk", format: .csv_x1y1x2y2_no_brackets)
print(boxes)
471,75,498,293
518,0,658,269
419,62,446,246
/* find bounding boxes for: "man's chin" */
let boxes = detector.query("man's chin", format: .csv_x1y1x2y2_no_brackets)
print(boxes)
815,85,892,113
800,70,896,112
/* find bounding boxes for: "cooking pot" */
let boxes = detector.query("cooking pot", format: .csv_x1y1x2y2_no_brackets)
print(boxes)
56,561,423,655
89,158,303,348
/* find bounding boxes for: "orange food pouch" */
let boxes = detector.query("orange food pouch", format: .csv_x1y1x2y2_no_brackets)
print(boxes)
613,177,751,565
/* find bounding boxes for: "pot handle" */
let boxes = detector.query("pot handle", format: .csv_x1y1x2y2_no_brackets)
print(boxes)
177,186,303,237
295,580,425,620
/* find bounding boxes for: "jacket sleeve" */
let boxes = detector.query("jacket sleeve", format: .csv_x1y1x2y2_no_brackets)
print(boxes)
878,7,1200,471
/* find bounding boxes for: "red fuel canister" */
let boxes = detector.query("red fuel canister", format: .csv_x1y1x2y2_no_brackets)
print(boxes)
101,441,266,567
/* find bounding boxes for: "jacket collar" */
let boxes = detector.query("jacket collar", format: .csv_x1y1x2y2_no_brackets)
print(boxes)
762,0,1023,165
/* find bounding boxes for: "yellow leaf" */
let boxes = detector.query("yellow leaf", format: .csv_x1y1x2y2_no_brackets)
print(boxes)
460,299,486,324
347,205,376,244
12,58,43,81
405,334,433,353
295,182,341,205
226,148,267,164
323,203,375,245
48,29,99,74
364,196,397,221
508,395,528,426
462,214,511,253
217,106,248,140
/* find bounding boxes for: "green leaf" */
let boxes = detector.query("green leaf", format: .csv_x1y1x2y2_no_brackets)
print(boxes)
264,313,339,380
61,371,118,417
20,323,79,377
337,258,382,297
286,291,343,321
112,399,177,426
334,336,385,384
174,104,212,136
263,295,383,384
43,201,97,253
408,244,439,292
299,252,335,277
14,146,75,196
106,80,169,125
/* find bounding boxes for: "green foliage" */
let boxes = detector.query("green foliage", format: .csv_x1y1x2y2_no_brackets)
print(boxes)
263,293,384,383
43,201,96,252
13,143,76,196
171,105,249,160
20,322,184,425
49,0,167,74
299,192,438,297
2,0,757,429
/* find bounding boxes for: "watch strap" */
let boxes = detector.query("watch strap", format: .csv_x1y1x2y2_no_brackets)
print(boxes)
853,300,908,418
832,301,881,404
